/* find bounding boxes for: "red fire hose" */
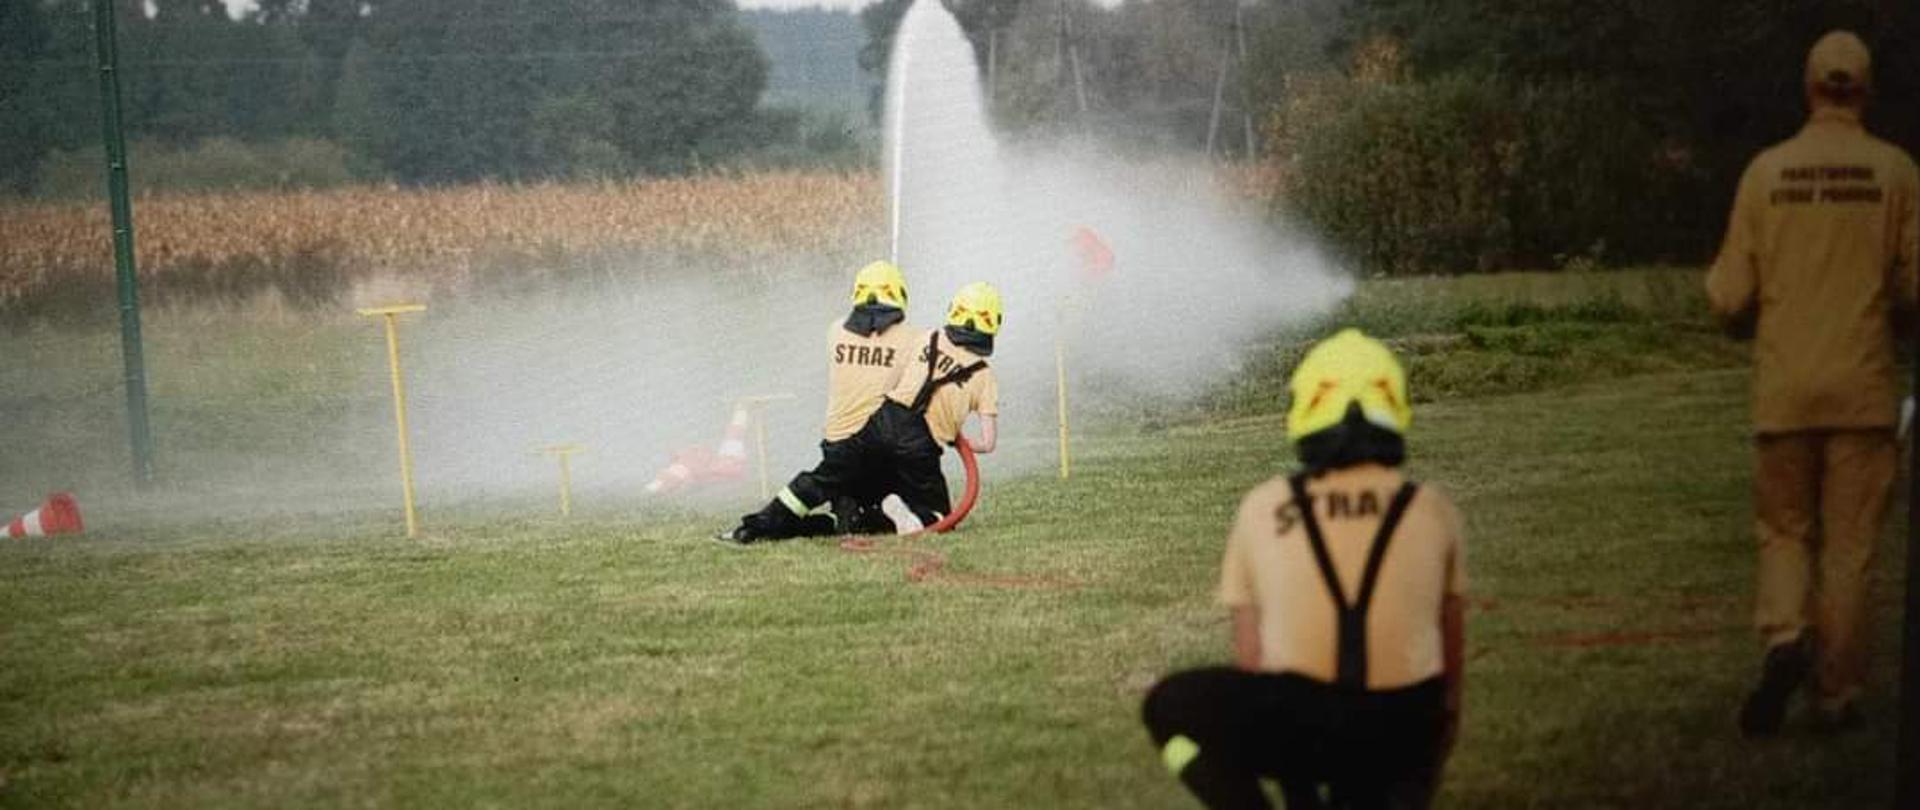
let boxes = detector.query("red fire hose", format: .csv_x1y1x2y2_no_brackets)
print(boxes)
836,438,1072,588
919,435,979,535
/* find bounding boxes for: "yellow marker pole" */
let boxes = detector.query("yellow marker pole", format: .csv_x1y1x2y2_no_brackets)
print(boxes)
357,304,426,538
537,444,585,517
1055,292,1080,480
754,415,770,500
731,394,796,500
1056,337,1071,479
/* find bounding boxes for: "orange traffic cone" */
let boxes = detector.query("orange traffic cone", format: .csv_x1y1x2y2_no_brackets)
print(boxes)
645,446,715,495
642,406,756,496
7,492,83,539
709,405,751,479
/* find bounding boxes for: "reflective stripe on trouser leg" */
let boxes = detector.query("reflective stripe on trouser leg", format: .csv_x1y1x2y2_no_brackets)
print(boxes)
1753,433,1820,648
1161,735,1200,776
776,487,811,517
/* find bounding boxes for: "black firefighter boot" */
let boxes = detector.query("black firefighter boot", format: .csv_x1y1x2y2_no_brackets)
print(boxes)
715,500,806,546
716,497,841,546
1739,635,1812,737
834,497,897,536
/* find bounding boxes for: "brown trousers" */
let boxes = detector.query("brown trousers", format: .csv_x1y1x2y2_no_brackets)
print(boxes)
1752,429,1896,709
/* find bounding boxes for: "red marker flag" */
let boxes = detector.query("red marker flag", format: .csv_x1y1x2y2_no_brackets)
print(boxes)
1070,226,1114,281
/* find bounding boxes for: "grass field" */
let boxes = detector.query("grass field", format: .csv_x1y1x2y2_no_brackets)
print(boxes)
0,269,1909,808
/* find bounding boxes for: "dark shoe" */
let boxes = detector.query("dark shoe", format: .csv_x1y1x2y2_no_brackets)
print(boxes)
1808,702,1864,735
1739,637,1812,737
835,497,897,535
796,514,839,537
711,525,761,547
715,507,802,547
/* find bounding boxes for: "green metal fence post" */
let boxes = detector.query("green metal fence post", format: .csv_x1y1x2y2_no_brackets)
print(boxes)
92,0,154,488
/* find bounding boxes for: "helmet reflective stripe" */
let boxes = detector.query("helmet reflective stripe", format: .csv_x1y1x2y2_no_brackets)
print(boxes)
852,260,908,309
1286,328,1410,443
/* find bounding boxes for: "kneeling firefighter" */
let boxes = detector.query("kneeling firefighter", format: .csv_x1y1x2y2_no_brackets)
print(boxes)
718,282,1002,544
1141,329,1467,810
717,260,923,541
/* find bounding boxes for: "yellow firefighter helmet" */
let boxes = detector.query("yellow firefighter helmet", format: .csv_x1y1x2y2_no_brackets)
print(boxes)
1286,328,1411,443
946,282,1003,336
851,260,909,309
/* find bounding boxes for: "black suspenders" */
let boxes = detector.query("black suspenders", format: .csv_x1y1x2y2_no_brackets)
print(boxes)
1285,474,1420,690
908,332,987,414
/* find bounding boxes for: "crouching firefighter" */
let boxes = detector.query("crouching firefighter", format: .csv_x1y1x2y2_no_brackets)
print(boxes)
713,260,919,541
717,282,1002,544
1141,329,1467,810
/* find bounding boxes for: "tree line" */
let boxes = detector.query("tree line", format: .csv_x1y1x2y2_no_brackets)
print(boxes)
854,0,1918,271
1301,0,1920,271
5,0,1915,272
0,0,814,192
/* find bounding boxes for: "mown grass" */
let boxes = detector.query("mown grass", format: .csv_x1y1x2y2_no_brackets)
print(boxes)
0,268,1908,808
0,314,390,509
1201,267,1745,418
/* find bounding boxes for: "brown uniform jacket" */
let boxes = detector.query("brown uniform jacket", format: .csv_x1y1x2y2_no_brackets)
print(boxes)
1706,105,1920,433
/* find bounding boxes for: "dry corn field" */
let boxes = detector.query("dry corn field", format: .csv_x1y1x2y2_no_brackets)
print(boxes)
0,164,1279,323
0,171,888,315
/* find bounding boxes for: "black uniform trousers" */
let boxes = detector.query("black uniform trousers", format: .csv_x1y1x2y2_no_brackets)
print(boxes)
1142,668,1446,810
740,400,951,538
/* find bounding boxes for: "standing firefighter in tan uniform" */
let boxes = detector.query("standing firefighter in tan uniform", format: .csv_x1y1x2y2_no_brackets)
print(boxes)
717,261,922,542
1708,30,1920,736
1142,329,1466,810
718,281,1002,543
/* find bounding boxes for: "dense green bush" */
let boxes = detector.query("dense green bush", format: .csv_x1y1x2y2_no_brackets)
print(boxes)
1287,75,1514,274
1283,74,1683,275
728,109,875,172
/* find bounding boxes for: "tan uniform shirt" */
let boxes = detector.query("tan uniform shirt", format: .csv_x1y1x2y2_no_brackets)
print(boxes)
1219,465,1466,690
823,318,920,442
884,330,999,446
1707,106,1920,433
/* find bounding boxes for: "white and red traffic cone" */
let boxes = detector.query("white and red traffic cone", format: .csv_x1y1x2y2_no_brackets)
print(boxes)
709,405,752,480
645,446,715,495
7,492,83,539
643,405,759,496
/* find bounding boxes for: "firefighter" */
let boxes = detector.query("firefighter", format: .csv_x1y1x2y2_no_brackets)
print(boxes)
1141,329,1466,810
716,260,922,542
868,281,1002,528
717,281,1002,544
1707,30,1919,736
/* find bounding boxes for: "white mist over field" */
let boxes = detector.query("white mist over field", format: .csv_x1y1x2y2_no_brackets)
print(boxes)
396,267,852,508
379,0,1348,508
879,1,1349,427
